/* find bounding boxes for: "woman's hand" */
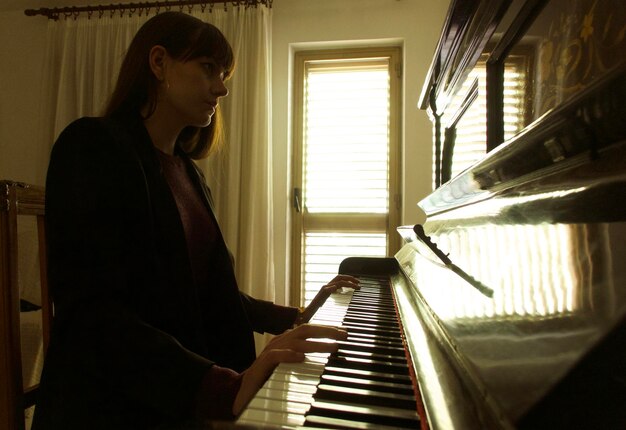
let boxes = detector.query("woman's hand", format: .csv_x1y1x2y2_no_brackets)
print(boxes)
232,324,348,416
295,274,360,325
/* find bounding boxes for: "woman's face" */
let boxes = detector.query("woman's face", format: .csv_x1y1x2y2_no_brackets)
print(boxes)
158,55,229,129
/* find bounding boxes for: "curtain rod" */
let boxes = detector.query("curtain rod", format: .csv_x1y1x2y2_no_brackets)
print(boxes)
24,0,272,20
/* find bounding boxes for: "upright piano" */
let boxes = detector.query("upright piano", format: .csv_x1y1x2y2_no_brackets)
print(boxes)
236,0,626,428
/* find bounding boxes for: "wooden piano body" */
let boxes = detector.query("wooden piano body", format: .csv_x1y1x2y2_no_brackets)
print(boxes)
237,0,626,428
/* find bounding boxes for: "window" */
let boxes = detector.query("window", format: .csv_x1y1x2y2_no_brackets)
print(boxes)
291,47,402,306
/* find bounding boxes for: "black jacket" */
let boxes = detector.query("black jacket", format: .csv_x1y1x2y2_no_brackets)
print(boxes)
32,115,297,429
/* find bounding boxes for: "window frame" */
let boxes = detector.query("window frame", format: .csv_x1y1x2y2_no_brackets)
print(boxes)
290,46,402,307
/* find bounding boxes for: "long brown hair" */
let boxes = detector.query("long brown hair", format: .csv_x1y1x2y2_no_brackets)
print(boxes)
104,12,234,159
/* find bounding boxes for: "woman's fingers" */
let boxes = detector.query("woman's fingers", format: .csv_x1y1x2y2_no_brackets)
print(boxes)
233,326,346,416
324,274,360,290
290,323,348,340
266,325,346,351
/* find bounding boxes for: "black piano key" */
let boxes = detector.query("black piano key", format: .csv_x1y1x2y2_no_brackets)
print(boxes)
324,360,411,381
321,373,415,397
346,331,405,346
314,383,417,410
346,308,398,318
305,413,416,430
342,321,401,336
346,311,398,322
336,339,406,356
328,354,409,375
336,348,408,364
306,399,420,428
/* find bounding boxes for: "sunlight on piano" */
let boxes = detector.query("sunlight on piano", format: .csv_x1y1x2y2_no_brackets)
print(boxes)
410,222,584,321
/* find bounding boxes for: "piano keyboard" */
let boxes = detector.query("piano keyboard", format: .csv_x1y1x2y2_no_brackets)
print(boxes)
237,276,421,429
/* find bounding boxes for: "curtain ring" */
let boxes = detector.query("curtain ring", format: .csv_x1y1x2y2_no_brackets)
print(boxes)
87,9,93,19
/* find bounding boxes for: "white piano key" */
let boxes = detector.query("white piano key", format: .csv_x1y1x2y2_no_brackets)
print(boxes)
274,360,326,377
237,407,305,428
311,399,420,421
261,378,318,395
248,397,311,415
253,386,314,405
269,370,320,386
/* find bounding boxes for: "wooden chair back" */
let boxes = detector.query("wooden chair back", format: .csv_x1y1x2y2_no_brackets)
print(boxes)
0,180,51,430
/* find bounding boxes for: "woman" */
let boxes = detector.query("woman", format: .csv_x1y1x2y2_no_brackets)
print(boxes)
33,12,357,429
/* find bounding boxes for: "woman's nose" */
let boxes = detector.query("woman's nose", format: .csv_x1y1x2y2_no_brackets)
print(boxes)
214,79,228,98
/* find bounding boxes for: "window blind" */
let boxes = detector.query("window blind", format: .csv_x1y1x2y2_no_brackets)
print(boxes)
304,64,390,213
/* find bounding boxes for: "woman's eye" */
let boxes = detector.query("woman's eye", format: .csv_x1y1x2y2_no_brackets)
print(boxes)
201,61,226,81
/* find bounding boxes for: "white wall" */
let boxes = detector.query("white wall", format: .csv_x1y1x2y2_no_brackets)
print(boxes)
271,0,448,304
0,0,449,304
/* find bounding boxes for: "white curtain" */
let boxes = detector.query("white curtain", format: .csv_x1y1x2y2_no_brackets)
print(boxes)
40,6,276,326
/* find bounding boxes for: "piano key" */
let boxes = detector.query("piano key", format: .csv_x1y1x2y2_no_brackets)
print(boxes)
268,370,320,386
247,396,311,415
304,414,415,430
343,316,400,328
274,361,326,377
321,372,415,395
335,349,408,364
329,353,409,372
314,383,417,409
261,377,319,395
336,339,406,356
341,321,401,335
307,399,420,428
253,386,314,405
237,407,305,428
345,309,398,319
236,275,420,429
346,331,405,345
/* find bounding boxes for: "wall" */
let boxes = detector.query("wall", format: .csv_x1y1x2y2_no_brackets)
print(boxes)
271,0,449,304
0,10,49,185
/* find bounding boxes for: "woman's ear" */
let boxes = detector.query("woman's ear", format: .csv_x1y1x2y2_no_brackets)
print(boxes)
148,45,168,81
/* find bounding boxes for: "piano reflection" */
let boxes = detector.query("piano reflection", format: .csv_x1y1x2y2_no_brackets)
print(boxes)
236,0,626,428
